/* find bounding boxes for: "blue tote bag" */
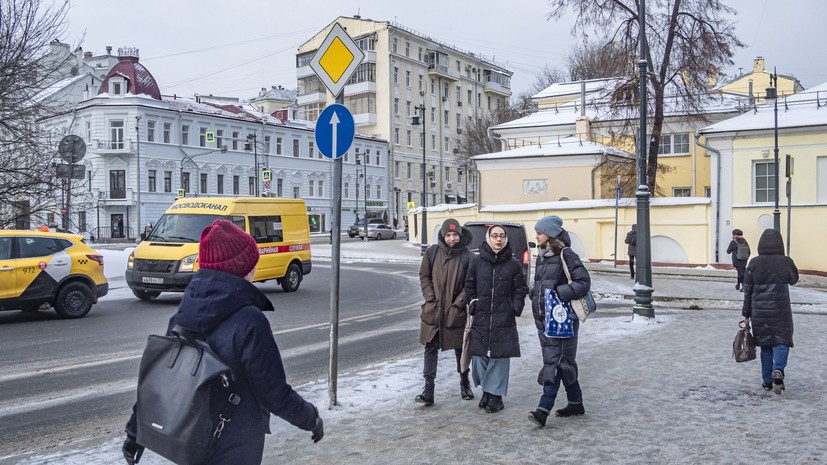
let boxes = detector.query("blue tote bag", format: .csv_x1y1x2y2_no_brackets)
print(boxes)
544,288,574,338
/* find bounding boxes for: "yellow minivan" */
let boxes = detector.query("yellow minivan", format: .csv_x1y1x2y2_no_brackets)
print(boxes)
125,197,312,300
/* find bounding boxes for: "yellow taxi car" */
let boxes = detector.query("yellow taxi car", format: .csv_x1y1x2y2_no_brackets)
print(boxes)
0,230,108,318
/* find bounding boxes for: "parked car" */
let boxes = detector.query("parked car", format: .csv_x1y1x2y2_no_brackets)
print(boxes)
359,223,397,240
463,221,535,285
0,230,108,318
349,219,386,238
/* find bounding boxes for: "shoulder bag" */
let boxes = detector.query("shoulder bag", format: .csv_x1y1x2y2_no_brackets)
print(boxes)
733,320,756,363
560,248,597,322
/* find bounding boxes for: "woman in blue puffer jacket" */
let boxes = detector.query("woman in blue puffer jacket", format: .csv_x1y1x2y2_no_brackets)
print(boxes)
527,215,591,428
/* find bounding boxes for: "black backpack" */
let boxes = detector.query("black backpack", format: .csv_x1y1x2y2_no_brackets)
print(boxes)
135,325,240,465
735,239,750,261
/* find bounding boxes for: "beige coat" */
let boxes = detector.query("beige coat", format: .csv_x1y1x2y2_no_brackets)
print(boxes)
418,229,472,349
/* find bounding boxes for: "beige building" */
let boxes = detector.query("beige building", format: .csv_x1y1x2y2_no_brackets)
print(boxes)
297,16,513,223
713,57,803,101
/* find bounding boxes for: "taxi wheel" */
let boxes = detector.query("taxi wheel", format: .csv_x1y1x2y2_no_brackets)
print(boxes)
54,282,94,319
133,289,161,301
281,263,302,292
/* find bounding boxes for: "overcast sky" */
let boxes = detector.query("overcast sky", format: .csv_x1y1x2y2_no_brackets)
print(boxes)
63,0,827,100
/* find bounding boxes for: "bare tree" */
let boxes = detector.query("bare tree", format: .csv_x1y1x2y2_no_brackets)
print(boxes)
457,107,519,160
567,39,635,81
0,0,73,228
513,65,566,114
547,0,744,194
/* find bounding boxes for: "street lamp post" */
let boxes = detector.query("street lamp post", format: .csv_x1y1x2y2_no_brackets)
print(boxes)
135,115,142,241
769,71,781,232
355,155,361,225
412,105,427,255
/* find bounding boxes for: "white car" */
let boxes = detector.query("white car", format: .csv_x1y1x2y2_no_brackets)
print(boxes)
359,223,397,240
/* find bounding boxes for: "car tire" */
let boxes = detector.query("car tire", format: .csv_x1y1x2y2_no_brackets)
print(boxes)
281,262,302,292
376,234,382,240
348,233,356,238
54,282,94,319
132,289,161,301
392,232,397,239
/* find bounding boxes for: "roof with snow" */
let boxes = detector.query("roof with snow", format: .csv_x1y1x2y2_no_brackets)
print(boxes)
701,82,827,134
97,49,161,100
473,136,631,160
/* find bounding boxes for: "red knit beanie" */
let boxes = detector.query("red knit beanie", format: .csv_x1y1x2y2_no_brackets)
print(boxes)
199,220,259,277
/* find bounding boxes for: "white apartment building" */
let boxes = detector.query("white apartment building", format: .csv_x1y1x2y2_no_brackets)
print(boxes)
297,16,513,222
40,49,387,239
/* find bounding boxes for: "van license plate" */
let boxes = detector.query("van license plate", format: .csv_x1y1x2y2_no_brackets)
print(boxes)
142,277,164,284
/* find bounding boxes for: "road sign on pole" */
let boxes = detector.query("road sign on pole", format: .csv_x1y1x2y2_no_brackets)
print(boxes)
309,23,365,98
315,104,355,159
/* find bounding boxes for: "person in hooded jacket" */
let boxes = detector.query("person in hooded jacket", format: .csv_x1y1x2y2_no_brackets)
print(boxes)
527,215,591,429
122,220,323,465
625,224,637,280
416,218,474,405
742,228,799,395
726,228,751,291
463,224,528,413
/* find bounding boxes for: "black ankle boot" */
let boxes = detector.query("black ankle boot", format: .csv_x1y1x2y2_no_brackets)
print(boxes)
485,395,504,413
415,379,435,406
478,392,491,409
528,408,549,428
460,371,474,400
555,402,585,417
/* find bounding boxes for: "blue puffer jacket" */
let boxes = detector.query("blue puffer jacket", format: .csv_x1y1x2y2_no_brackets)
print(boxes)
464,241,528,359
127,269,317,452
742,229,799,347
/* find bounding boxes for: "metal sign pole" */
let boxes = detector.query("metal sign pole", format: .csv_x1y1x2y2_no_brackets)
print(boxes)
328,93,344,408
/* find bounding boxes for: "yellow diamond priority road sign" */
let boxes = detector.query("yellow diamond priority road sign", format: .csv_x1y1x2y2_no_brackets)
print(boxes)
309,22,365,98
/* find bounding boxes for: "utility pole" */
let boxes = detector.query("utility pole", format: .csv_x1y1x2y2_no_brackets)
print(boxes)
136,115,142,240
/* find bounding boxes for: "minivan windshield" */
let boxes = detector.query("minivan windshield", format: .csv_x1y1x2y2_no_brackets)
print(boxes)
149,214,246,243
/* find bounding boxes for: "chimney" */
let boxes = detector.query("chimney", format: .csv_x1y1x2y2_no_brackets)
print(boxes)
753,57,764,74
83,51,93,59
106,46,112,55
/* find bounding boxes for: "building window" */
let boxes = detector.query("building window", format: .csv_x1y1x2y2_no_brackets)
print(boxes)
181,172,191,193
406,70,411,88
394,161,400,179
276,137,282,155
445,166,450,182
293,186,300,198
109,120,124,149
392,37,398,53
393,67,399,85
309,180,315,197
232,131,239,150
164,171,172,193
394,128,400,145
199,127,207,147
406,100,411,117
293,139,300,157
344,182,350,198
277,178,283,197
704,186,712,197
200,173,208,193
110,170,126,198
754,161,776,203
366,184,371,199
659,133,690,155
308,141,315,158
405,41,410,56
216,129,223,148
376,184,381,199
147,121,155,142
406,130,412,147
318,180,324,197
163,122,171,143
419,74,424,92
248,176,255,195
672,187,691,197
233,175,240,195
217,174,224,194
148,170,156,192
418,47,423,61
85,121,91,142
431,134,436,151
407,162,412,180
181,125,190,145
264,136,271,154
394,98,399,115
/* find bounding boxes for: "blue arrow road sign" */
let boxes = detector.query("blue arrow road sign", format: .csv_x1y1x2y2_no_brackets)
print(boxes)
315,104,355,159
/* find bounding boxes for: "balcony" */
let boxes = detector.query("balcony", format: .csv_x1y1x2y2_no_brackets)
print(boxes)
344,81,377,95
484,80,511,96
94,139,133,154
296,64,314,78
296,91,327,106
97,188,135,206
427,63,460,81
352,112,377,125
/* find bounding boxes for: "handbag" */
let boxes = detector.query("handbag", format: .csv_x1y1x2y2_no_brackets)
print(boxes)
733,320,756,363
560,248,597,321
544,288,574,338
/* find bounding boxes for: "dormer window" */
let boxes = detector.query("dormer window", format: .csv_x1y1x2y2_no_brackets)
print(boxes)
109,77,126,95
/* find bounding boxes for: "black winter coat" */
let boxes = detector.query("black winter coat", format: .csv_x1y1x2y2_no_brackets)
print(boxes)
742,229,799,347
127,269,317,460
464,242,528,358
726,237,750,267
625,229,637,256
529,230,591,386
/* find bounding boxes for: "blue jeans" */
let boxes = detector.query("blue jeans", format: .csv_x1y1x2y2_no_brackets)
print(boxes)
760,345,790,384
538,378,583,411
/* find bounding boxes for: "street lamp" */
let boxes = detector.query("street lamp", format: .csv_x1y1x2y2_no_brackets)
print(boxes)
179,146,228,197
135,115,142,241
355,155,361,225
411,104,427,255
768,71,781,232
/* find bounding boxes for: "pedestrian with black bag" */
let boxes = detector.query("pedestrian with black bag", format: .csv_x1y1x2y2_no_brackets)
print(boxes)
727,228,750,291
122,220,323,465
527,215,591,428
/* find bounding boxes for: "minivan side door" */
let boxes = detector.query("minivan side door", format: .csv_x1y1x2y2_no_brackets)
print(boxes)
249,215,284,279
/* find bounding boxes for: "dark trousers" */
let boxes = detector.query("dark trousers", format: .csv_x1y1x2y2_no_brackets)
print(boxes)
629,255,636,278
423,334,462,380
735,265,746,285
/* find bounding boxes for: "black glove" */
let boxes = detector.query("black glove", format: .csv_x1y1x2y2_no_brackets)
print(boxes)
311,409,324,443
468,298,478,316
122,434,144,465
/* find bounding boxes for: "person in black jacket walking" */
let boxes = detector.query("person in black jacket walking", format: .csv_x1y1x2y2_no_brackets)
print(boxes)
726,228,751,291
122,220,323,465
742,228,799,395
527,215,591,428
464,224,528,413
625,224,637,280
